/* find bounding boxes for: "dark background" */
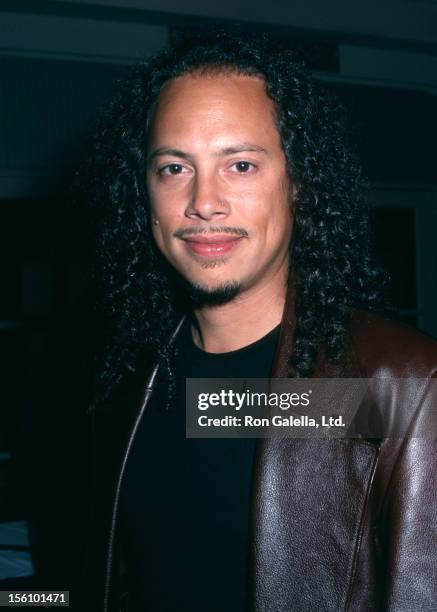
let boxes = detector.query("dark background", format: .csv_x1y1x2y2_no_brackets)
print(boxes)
0,0,436,594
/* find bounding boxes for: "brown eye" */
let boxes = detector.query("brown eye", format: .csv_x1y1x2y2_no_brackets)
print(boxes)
233,161,255,173
160,163,184,175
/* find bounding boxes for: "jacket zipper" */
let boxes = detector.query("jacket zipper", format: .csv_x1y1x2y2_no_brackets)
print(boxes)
102,316,186,612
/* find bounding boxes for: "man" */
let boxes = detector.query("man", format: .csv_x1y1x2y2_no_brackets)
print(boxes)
84,31,437,611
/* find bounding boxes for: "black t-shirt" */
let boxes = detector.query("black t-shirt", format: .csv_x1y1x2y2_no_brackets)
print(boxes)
120,319,280,611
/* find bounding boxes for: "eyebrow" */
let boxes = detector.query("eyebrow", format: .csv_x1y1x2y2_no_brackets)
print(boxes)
148,143,268,162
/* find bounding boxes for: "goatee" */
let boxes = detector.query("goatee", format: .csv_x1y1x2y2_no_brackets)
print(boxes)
188,281,242,307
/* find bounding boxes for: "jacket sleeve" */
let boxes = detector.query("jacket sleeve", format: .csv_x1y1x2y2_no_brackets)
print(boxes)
382,371,437,610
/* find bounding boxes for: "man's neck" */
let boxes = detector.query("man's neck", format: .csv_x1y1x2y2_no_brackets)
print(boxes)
191,269,289,353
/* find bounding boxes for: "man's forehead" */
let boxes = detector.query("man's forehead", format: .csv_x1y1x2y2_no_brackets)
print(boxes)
148,71,280,145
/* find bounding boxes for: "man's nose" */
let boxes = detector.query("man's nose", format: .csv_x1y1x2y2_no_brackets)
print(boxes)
185,172,230,221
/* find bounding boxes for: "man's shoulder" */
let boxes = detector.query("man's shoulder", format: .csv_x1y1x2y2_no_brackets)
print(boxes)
347,309,437,378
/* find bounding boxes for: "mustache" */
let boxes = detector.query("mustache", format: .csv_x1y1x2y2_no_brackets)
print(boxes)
173,226,249,239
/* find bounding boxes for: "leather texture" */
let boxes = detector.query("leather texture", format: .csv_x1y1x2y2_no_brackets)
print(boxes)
88,284,437,612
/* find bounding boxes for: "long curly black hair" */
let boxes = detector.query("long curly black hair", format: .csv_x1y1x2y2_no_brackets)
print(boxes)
87,29,387,408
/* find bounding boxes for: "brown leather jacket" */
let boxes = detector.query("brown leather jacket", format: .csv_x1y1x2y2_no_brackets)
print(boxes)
87,289,437,612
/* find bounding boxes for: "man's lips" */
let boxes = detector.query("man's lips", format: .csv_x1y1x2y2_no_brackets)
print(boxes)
181,235,244,257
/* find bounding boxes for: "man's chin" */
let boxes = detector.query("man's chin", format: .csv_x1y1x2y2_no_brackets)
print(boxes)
187,280,242,307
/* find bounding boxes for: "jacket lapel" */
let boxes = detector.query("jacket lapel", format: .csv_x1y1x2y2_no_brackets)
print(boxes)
250,437,379,611
250,283,379,611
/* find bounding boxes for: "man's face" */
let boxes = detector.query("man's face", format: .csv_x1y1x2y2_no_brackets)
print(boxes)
146,71,293,300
